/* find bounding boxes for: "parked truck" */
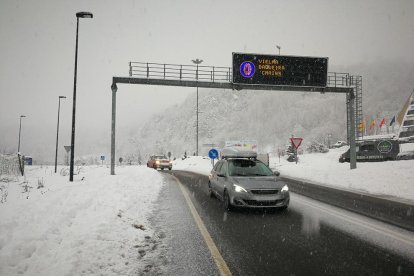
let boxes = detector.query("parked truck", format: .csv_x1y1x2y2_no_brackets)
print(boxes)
339,139,400,162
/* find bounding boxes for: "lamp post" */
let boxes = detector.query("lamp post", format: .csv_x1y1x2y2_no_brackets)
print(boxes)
17,115,26,153
55,96,66,173
276,45,281,55
192,58,203,156
70,11,93,182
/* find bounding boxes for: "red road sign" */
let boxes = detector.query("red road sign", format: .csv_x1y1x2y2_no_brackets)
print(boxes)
290,137,303,149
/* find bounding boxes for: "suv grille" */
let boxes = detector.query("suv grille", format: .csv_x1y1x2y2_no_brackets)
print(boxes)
244,199,284,206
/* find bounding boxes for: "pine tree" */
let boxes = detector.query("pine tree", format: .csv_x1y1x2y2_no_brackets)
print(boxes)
286,144,295,156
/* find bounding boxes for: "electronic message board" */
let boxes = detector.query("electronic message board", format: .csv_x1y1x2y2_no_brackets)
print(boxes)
232,53,328,87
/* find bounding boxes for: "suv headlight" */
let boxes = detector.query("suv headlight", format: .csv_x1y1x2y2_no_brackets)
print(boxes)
281,185,289,192
233,184,247,193
156,160,160,164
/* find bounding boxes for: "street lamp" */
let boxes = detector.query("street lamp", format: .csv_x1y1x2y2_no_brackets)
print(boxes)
70,11,93,182
55,96,66,173
276,45,281,55
17,115,26,153
192,58,203,156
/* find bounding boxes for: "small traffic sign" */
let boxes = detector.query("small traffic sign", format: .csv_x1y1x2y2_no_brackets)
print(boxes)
208,149,219,159
290,138,303,149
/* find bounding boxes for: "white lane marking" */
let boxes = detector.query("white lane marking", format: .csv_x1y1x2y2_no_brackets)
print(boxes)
295,195,414,246
172,175,232,276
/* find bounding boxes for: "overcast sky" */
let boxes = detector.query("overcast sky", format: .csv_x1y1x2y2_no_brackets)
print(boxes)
1,0,414,157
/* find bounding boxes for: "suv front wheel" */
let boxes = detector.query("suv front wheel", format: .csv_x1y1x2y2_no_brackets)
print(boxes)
207,182,214,198
223,190,232,211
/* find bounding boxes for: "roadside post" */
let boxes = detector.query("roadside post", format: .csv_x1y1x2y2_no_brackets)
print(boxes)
290,137,303,164
64,146,71,166
208,148,219,166
278,147,281,163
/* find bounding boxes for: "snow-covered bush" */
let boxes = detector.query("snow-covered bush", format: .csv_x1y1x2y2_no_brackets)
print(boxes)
0,184,8,203
306,142,329,153
60,167,69,176
37,178,44,189
0,154,23,182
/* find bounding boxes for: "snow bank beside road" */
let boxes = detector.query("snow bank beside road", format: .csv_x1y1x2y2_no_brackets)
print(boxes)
271,148,414,202
172,156,213,175
0,166,163,276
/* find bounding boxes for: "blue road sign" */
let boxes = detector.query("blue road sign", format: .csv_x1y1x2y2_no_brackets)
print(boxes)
208,149,219,159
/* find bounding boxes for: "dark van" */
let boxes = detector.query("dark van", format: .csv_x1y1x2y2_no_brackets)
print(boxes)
339,139,400,162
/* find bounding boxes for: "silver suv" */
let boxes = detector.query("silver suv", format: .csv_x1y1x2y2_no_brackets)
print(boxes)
208,150,289,211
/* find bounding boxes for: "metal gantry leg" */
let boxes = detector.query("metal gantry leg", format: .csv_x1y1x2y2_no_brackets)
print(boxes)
111,83,117,175
348,91,357,169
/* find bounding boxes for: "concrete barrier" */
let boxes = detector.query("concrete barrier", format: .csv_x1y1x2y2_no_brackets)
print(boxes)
281,176,414,232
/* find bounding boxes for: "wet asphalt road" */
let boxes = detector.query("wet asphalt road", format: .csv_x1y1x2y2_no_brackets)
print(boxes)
152,170,414,276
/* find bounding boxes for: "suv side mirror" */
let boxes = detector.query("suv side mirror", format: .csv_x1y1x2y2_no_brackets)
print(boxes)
274,171,280,176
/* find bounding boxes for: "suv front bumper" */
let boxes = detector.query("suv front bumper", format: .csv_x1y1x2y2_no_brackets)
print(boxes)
154,163,172,169
230,192,290,208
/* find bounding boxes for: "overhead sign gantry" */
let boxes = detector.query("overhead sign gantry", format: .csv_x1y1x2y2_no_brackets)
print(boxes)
110,53,358,175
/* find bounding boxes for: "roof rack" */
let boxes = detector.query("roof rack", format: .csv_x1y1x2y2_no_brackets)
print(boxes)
221,148,257,159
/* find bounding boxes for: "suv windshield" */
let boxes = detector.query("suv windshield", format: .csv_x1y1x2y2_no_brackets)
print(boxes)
228,159,273,176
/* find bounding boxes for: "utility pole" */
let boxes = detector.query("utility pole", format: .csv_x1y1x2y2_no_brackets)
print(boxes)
17,115,26,153
55,96,66,173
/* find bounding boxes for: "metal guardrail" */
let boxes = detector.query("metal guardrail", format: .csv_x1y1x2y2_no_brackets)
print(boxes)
129,62,232,82
129,62,355,88
327,72,350,87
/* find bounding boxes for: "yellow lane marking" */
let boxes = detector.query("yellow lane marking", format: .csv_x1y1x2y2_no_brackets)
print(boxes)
296,195,414,247
172,175,232,276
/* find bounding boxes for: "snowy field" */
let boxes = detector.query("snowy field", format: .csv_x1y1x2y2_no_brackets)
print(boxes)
0,166,163,275
1,150,413,275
